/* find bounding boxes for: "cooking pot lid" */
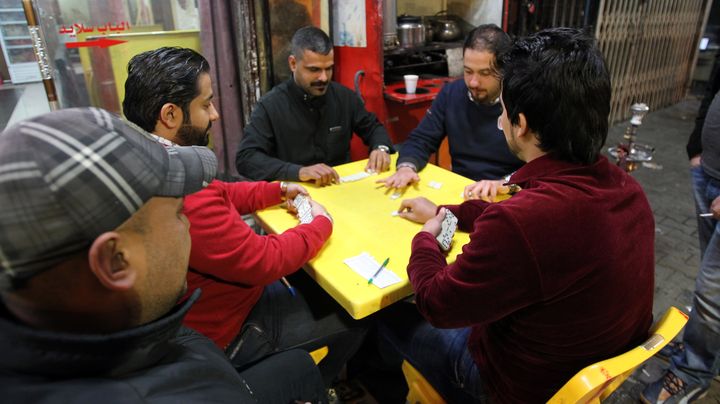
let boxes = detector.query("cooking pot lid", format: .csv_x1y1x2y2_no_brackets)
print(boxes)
397,14,421,24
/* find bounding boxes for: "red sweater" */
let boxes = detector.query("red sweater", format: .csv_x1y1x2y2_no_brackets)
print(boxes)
181,180,332,348
408,155,654,403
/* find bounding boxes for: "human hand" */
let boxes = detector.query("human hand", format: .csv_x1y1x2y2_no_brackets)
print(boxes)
299,164,340,186
464,180,506,202
309,199,333,223
365,149,391,173
285,183,308,200
376,166,420,189
397,197,438,224
421,207,447,237
690,155,701,168
284,184,309,213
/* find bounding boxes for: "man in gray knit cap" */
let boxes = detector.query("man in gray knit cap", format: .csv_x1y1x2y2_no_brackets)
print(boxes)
0,107,325,403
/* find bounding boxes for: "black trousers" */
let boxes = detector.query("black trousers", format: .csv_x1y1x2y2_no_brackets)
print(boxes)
227,271,368,386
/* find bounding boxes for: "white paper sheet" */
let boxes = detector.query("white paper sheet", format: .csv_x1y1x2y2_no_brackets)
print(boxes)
343,252,401,288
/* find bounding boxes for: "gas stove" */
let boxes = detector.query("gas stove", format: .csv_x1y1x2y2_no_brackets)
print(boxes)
383,42,461,83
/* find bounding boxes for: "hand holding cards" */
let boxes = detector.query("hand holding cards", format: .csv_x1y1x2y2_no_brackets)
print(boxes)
436,210,458,251
292,195,333,224
292,194,314,224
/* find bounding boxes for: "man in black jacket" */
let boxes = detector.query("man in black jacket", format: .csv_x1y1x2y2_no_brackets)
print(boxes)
0,108,325,403
236,26,395,186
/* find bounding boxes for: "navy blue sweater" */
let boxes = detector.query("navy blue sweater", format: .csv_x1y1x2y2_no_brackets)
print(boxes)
398,79,523,180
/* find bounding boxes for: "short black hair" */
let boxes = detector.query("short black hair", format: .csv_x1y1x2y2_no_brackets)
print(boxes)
123,47,210,132
498,27,611,165
290,26,332,60
463,24,511,57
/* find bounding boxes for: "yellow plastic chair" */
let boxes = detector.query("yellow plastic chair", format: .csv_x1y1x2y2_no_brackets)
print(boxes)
401,307,688,404
402,360,446,404
548,306,689,404
309,346,329,364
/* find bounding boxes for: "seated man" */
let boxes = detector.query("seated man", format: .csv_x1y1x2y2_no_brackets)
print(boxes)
378,24,523,200
0,108,325,403
236,26,395,186
124,47,366,385
380,28,655,403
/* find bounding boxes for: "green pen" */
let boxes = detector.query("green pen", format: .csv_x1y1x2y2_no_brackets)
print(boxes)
368,257,390,285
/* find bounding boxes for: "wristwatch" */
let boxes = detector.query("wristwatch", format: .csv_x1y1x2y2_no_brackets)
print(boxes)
396,162,417,172
375,145,390,153
279,181,288,199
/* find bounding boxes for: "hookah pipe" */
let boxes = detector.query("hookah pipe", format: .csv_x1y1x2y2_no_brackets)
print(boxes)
615,103,650,173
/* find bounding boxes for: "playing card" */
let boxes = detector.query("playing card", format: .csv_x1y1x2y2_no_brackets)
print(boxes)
436,210,458,251
340,171,371,183
292,195,313,224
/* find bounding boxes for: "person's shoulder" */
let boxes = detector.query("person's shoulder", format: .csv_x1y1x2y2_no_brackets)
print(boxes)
436,79,467,104
183,180,225,206
257,81,292,104
329,81,355,98
444,78,467,94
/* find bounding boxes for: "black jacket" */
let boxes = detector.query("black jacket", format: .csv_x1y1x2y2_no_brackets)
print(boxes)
236,79,394,181
687,51,720,159
0,290,258,403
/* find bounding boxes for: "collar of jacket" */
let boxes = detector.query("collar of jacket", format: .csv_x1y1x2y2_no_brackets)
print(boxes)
150,133,177,147
287,78,327,109
0,288,202,378
509,154,608,187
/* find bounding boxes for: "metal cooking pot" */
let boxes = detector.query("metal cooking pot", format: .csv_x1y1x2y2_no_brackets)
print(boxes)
397,15,425,49
434,17,461,42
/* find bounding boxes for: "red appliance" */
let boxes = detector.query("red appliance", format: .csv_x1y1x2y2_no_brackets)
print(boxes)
333,0,386,161
333,0,458,168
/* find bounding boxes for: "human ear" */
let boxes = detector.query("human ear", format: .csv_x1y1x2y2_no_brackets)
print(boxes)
88,232,137,291
289,55,297,73
516,113,529,138
158,103,182,130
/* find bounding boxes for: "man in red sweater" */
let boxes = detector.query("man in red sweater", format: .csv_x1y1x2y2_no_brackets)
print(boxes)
377,28,655,403
122,47,366,385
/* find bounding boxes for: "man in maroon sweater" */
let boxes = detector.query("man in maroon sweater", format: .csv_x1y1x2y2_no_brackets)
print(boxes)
380,28,655,403
122,47,366,386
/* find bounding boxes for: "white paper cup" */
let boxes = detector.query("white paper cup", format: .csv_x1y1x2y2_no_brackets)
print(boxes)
404,74,419,94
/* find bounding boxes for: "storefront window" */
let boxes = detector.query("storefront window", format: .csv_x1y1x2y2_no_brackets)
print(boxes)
28,0,200,112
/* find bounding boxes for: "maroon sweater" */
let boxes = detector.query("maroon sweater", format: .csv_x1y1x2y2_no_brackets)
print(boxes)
181,180,332,348
408,155,654,403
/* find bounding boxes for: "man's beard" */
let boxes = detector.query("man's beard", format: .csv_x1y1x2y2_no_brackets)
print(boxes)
469,89,498,106
176,121,211,146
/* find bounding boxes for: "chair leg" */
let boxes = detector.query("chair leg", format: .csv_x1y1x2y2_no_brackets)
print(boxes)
401,360,446,404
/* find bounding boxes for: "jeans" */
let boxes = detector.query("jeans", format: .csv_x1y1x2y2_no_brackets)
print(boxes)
377,303,488,403
239,349,326,403
226,271,367,386
670,165,720,388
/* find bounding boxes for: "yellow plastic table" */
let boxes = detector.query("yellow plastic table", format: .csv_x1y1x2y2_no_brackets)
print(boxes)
253,157,476,319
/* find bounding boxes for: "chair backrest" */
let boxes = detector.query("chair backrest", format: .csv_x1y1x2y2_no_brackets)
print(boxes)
547,306,689,404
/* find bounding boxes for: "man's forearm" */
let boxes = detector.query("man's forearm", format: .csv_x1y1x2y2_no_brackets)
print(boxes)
236,149,301,181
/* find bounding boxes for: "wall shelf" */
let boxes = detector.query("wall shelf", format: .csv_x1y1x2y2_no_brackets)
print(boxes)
0,5,40,84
